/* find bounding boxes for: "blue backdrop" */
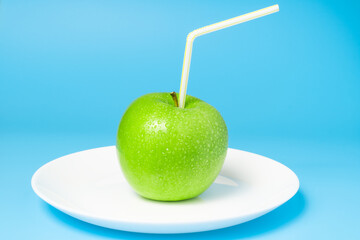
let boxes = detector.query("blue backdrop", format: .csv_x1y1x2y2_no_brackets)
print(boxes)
1,0,359,239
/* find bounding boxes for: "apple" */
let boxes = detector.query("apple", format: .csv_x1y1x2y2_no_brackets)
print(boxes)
116,92,228,201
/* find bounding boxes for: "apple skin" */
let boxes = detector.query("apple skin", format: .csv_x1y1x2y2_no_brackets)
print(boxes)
116,92,228,201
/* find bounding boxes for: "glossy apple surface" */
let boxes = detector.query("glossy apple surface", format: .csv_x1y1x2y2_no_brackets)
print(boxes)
116,92,228,201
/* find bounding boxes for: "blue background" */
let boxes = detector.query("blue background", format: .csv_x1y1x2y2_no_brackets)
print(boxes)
1,0,359,239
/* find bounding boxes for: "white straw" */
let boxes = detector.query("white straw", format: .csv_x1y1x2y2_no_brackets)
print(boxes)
178,4,279,108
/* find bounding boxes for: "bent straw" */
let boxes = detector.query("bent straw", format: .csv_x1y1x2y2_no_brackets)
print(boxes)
178,4,279,108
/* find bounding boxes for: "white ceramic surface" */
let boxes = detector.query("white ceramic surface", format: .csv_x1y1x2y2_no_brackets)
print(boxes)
31,146,299,234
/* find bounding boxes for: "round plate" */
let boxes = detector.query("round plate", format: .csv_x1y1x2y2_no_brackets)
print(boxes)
31,146,299,234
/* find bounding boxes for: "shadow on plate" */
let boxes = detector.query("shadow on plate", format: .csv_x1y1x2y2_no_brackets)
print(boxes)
45,190,306,239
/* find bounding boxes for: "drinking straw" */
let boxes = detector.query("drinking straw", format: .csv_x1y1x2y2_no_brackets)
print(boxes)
178,4,279,108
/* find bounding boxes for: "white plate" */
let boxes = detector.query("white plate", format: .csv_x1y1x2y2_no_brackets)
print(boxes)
31,146,299,234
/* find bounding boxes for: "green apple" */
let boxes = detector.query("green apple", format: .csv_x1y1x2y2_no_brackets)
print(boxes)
116,92,228,201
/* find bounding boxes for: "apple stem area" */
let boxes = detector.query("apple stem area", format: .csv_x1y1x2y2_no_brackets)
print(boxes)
170,92,179,107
